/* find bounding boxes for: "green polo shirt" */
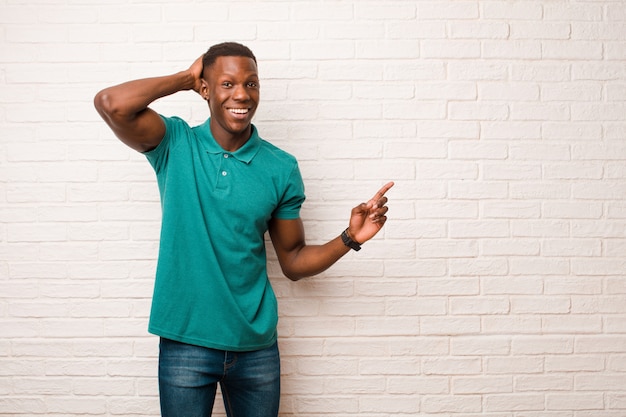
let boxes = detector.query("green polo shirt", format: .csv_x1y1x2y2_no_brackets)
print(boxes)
144,115,305,351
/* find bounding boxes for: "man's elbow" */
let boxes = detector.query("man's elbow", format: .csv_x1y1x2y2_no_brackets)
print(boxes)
282,268,306,282
94,90,117,120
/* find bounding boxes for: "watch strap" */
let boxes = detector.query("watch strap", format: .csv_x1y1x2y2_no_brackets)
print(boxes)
341,228,361,251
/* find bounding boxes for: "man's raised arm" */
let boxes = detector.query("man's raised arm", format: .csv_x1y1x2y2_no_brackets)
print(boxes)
269,182,394,281
94,56,203,153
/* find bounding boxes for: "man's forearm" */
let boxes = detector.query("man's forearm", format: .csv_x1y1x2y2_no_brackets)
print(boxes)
280,236,351,281
95,71,196,121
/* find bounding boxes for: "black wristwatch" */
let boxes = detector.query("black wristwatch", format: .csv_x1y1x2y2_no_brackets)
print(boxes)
341,228,361,251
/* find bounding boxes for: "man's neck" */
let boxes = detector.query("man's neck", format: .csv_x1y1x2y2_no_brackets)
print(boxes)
210,122,252,152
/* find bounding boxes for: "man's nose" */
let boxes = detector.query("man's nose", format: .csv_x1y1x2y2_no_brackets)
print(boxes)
232,84,250,100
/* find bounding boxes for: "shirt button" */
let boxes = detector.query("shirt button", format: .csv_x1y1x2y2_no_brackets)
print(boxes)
224,154,229,158
222,171,228,176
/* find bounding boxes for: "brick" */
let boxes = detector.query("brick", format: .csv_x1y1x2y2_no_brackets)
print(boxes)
417,239,478,258
388,21,446,39
481,239,540,256
419,120,480,139
420,317,481,336
572,259,626,276
449,21,509,39
356,317,419,336
511,103,570,121
449,258,508,276
354,82,415,100
607,354,626,371
576,336,626,353
573,23,626,40
450,297,509,315
483,163,541,180
385,259,447,277
360,395,420,413
485,356,544,374
386,297,447,316
544,3,603,21
543,315,602,334
546,355,604,373
296,396,358,414
479,82,540,101
573,62,625,81
483,40,542,59
485,394,545,411
450,142,508,160
541,239,602,257
572,103,626,121
547,393,604,411
292,3,353,20
422,395,482,413
448,61,509,81
387,375,449,394
510,257,569,275
543,41,604,60
418,161,478,180
415,201,478,219
422,40,480,58
449,102,509,121
449,181,508,199
358,40,420,59
482,316,542,335
325,376,384,395
385,141,446,159
0,397,47,414
292,41,354,60
385,61,445,81
453,376,513,394
544,162,603,180
483,201,541,219
510,22,571,40
543,202,603,219
576,375,626,391
419,2,479,19
512,336,574,354
449,220,509,238
542,82,603,101
571,220,626,238
418,278,479,297
384,99,446,120
261,22,316,42
482,276,543,295
355,3,416,20
359,358,419,375
450,336,511,356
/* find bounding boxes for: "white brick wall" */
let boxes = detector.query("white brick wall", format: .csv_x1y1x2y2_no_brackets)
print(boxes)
1,0,625,416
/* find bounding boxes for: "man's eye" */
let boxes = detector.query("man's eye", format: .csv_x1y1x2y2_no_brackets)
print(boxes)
247,82,258,88
222,82,232,88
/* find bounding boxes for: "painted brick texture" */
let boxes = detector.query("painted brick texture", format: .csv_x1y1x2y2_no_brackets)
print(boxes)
1,1,625,416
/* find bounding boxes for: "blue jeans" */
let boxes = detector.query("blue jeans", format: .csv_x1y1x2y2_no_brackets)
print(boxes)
158,338,281,417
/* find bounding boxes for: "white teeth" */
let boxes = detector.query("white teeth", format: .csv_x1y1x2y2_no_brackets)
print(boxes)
229,108,248,114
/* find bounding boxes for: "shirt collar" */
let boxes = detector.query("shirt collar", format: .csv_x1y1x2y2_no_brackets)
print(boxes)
202,119,261,164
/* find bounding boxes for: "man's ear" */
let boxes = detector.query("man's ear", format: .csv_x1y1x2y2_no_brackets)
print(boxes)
200,78,209,101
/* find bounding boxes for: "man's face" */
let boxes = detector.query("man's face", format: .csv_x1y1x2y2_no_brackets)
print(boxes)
201,55,260,140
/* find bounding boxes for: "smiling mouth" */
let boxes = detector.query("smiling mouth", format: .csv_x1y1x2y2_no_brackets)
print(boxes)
228,108,249,115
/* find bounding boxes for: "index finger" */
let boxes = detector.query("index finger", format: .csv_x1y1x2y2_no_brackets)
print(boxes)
370,181,395,202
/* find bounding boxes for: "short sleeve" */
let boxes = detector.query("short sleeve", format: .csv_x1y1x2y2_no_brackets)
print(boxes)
144,115,189,174
272,162,306,220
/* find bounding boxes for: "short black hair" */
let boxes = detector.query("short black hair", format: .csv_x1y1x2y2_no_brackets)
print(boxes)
202,42,257,74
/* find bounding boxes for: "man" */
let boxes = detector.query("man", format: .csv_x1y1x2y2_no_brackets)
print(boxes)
94,42,393,417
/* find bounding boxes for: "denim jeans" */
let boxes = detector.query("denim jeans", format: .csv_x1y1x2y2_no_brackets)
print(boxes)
158,338,281,417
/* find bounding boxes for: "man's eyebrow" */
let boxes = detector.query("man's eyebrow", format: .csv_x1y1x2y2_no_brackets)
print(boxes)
216,70,259,78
